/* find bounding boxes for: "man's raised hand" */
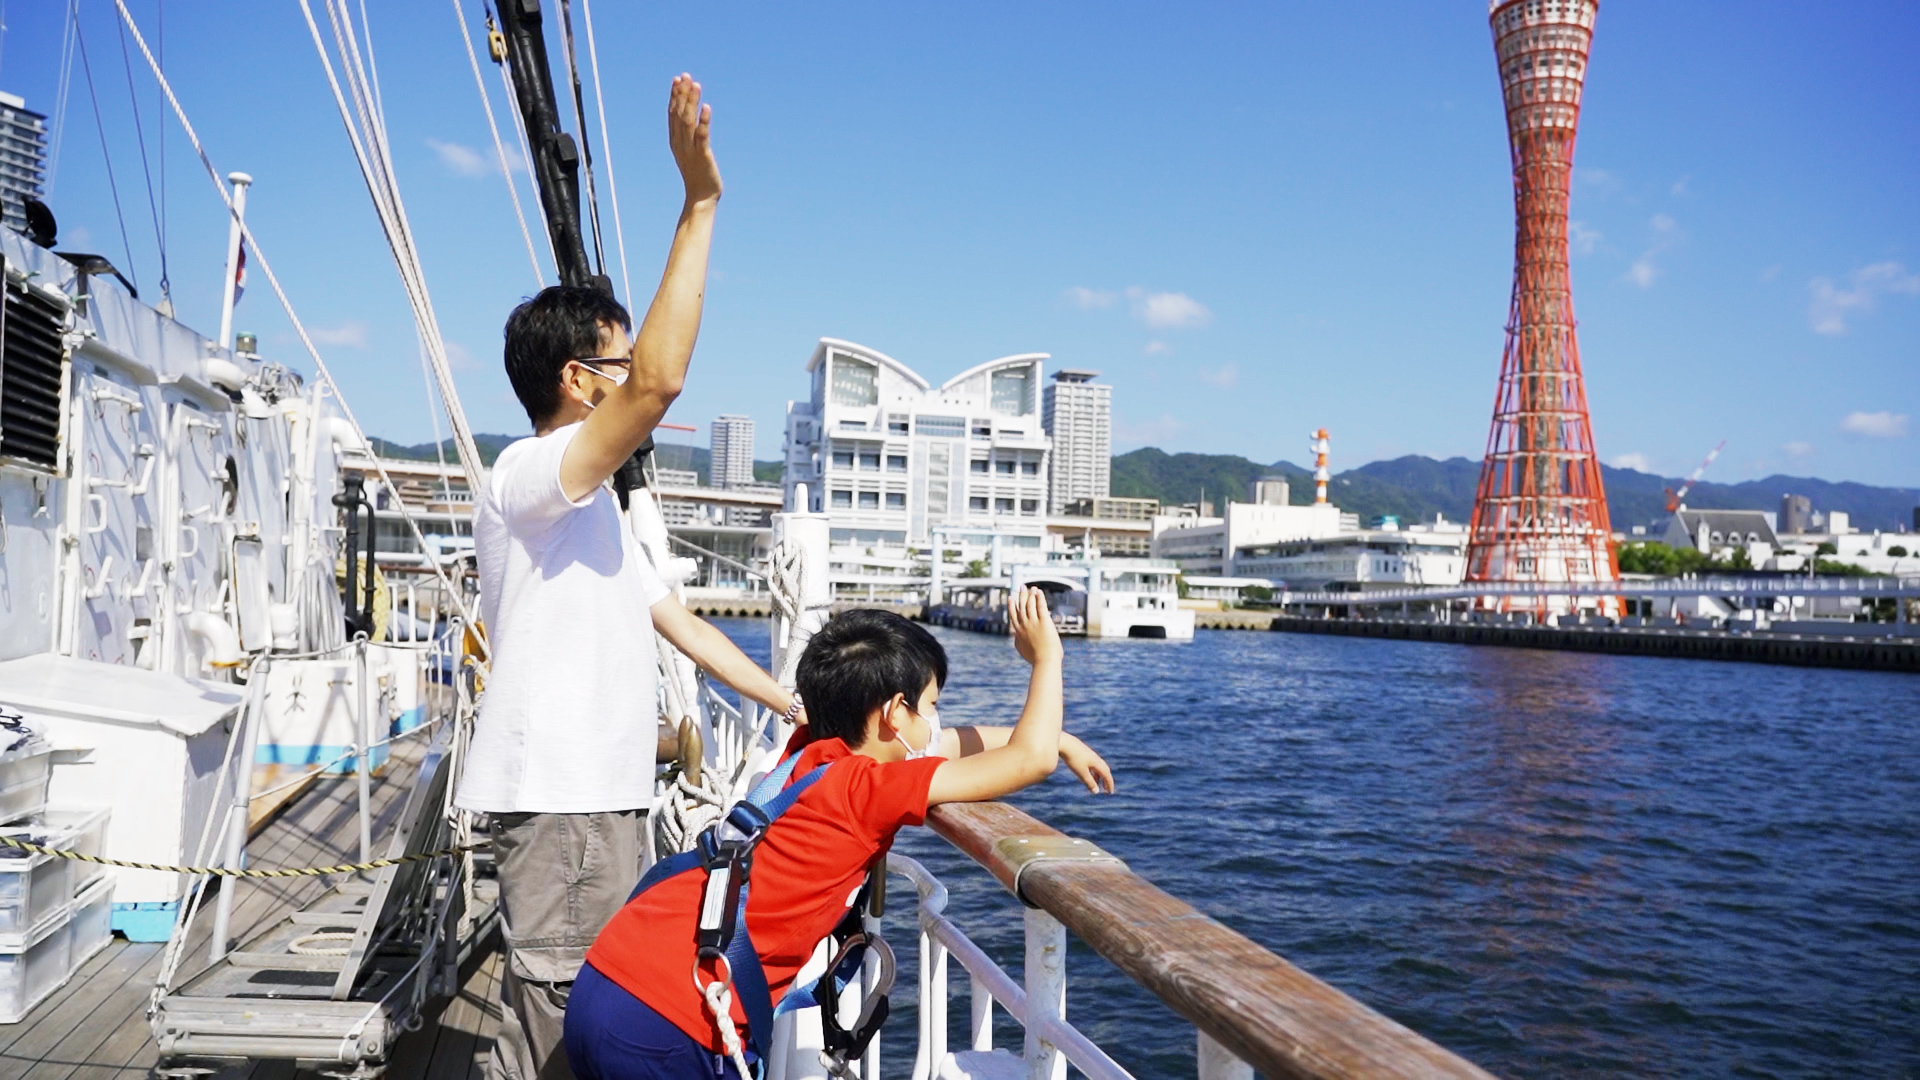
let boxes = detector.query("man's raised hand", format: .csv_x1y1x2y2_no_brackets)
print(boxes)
668,74,721,205
1010,587,1062,668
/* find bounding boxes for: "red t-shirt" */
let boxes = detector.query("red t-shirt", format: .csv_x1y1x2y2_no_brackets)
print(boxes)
585,736,942,1051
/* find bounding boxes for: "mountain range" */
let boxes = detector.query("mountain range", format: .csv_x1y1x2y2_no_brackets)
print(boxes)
367,435,1915,533
1111,448,1919,533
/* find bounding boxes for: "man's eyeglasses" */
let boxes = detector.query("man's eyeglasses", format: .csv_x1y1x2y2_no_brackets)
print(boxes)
571,357,631,386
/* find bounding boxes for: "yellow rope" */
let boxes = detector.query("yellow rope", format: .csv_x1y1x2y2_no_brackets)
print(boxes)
0,834,469,878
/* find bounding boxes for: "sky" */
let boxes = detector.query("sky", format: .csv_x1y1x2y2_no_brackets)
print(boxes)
2,2,1915,488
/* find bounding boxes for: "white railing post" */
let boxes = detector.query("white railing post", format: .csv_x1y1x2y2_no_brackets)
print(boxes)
970,973,993,1052
929,933,950,1069
1197,1030,1254,1080
771,483,831,691
1024,907,1067,1080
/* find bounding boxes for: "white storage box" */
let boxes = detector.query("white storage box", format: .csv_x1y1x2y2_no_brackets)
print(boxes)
33,807,111,896
0,834,74,948
0,655,245,927
72,876,113,965
0,908,72,1023
0,736,53,825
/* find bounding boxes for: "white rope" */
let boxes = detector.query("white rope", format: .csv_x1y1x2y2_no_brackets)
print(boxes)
108,0,489,661
578,0,632,312
451,0,545,288
495,48,559,271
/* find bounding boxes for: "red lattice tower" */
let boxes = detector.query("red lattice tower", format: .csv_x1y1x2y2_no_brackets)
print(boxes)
1466,0,1618,616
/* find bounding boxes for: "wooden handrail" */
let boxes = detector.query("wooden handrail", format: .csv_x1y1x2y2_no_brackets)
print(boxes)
927,802,1498,1080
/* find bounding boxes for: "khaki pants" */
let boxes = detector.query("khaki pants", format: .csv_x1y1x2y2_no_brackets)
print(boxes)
487,810,646,1080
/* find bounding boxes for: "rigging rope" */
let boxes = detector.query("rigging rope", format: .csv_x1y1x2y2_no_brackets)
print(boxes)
490,17,561,273
578,0,633,312
108,0,489,660
112,6,169,307
450,0,545,288
46,0,79,198
72,18,139,292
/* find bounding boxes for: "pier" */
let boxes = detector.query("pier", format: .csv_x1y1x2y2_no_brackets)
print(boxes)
1270,615,1920,672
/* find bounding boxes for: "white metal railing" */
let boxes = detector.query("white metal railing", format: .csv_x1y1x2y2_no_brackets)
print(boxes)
889,854,1136,1080
1281,573,1920,607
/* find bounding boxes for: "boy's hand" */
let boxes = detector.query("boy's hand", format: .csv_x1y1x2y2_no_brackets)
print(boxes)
1060,734,1114,794
668,74,721,205
1009,587,1062,667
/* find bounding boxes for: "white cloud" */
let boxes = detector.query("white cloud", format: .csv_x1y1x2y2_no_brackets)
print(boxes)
1609,452,1652,472
1142,340,1170,356
1198,363,1237,389
1114,413,1183,448
309,321,368,348
1574,167,1621,199
1782,441,1813,459
1064,286,1117,310
1807,261,1920,335
428,137,523,177
1623,214,1678,289
1126,287,1212,329
1839,410,1909,438
1670,175,1691,197
445,341,477,371
1569,221,1602,257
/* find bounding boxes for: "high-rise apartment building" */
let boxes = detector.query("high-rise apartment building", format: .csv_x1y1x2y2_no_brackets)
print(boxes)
709,414,755,490
1041,369,1110,515
0,93,49,236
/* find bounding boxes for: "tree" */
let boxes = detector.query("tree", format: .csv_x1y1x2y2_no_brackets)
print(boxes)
960,559,991,579
1816,541,1838,556
1889,545,1909,557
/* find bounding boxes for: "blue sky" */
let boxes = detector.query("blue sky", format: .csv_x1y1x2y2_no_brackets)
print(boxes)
4,2,1915,487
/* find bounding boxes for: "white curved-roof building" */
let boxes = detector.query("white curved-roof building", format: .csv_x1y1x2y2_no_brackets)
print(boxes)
785,339,1052,550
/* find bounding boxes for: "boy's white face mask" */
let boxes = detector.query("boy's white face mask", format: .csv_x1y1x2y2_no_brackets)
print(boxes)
903,703,942,761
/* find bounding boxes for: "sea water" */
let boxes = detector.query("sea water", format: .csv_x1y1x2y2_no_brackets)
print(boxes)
715,619,1919,1077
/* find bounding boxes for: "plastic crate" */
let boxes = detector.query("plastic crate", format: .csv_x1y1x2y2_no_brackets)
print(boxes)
71,876,112,966
0,910,71,1024
33,807,111,896
0,837,73,949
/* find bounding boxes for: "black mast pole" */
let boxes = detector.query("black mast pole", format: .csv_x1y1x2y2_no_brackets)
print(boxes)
497,0,605,292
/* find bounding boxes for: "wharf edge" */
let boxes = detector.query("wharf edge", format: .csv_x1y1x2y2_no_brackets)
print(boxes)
1268,615,1920,673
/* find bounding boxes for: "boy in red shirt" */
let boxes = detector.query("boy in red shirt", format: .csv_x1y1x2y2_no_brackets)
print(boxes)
565,589,1111,1079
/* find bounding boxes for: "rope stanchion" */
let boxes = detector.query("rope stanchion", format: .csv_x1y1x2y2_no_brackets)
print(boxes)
0,833,470,879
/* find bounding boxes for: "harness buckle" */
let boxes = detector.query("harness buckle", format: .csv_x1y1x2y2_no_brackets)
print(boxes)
816,932,896,1076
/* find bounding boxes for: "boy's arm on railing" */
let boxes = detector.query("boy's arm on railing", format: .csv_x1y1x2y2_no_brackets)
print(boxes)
943,726,1114,793
928,588,1064,805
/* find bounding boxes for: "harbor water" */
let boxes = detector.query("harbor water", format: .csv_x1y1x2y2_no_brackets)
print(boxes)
713,619,1920,1077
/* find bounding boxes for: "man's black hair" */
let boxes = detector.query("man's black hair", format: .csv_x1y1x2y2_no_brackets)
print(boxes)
502,285,634,425
796,609,948,747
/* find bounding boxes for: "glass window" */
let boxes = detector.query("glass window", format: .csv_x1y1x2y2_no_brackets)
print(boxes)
831,489,852,508
886,455,907,472
887,414,910,435
831,449,854,469
1021,499,1039,515
858,491,880,510
1021,460,1040,476
916,415,966,438
995,498,1015,513
971,421,992,439
859,452,881,471
970,459,990,474
996,460,1016,475
991,368,1031,416
969,496,989,511
829,355,879,407
886,492,906,510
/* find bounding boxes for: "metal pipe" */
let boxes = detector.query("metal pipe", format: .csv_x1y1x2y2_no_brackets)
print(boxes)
356,637,373,864
1024,907,1067,1080
210,661,270,963
217,173,252,349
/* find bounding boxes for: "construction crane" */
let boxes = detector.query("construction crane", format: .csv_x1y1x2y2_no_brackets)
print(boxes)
1664,439,1726,513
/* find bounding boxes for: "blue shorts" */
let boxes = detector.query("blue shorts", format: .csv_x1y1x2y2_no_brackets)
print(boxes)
564,962,753,1080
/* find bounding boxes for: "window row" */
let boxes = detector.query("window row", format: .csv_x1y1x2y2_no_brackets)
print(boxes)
830,449,910,472
969,457,1042,477
830,490,908,510
967,497,1041,516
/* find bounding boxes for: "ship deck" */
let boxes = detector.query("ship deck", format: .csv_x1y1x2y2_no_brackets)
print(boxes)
0,738,503,1079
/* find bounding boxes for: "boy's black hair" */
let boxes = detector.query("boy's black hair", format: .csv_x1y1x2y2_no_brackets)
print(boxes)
502,285,634,425
796,609,948,747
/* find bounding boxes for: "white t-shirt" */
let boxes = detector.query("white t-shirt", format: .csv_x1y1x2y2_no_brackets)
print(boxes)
454,422,669,814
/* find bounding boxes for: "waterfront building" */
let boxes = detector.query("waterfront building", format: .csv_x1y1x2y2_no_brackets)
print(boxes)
784,338,1052,598
1233,521,1469,590
1152,502,1350,576
709,414,754,490
1042,368,1111,514
0,92,47,235
1661,509,1779,562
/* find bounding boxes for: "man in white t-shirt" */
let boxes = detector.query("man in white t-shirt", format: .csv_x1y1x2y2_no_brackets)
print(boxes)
455,75,799,1080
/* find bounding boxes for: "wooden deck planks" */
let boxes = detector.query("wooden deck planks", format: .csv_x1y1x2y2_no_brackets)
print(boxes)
1,738,501,1079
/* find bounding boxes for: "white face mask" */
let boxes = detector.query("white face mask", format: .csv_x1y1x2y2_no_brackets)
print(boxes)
903,703,942,761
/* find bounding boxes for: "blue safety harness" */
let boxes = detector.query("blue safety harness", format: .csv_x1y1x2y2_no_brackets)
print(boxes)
627,752,893,1078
